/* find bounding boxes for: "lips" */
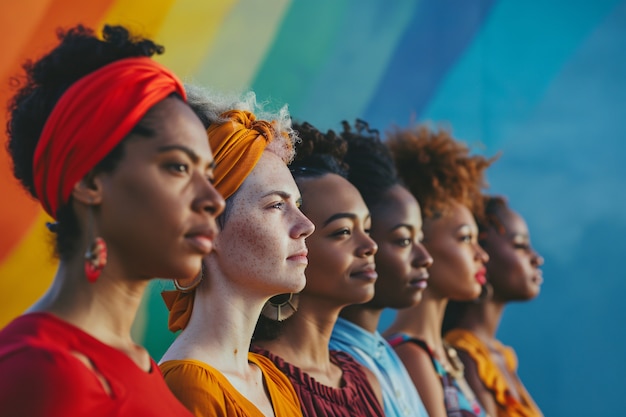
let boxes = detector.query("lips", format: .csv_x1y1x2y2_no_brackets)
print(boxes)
184,226,216,255
409,271,429,289
287,249,309,265
532,270,544,285
351,263,378,281
475,268,487,285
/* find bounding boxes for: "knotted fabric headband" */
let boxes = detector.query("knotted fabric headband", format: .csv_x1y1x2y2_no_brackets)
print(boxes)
163,109,276,332
33,57,186,219
208,109,274,200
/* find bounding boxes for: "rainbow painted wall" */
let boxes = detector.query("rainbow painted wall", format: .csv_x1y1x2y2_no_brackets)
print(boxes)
1,1,624,415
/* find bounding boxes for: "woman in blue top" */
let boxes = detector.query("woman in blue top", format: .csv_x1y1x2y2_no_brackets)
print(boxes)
383,124,495,417
329,120,432,417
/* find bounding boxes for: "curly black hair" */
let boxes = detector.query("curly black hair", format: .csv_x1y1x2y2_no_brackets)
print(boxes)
289,121,348,179
253,120,351,342
341,119,400,210
6,24,164,260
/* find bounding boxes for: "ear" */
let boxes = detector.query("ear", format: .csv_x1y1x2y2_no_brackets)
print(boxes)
71,171,104,206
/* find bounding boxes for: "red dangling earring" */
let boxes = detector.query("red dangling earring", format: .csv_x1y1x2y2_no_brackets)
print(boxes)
84,205,107,283
85,237,107,283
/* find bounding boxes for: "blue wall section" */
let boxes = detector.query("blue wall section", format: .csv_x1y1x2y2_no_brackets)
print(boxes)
375,1,626,415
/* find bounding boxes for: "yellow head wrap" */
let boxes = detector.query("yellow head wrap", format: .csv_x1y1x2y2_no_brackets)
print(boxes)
162,109,276,332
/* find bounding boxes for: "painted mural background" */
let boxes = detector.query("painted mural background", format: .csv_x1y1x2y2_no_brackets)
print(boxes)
1,1,624,415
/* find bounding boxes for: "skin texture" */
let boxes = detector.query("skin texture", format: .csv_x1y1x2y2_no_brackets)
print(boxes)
254,173,384,407
33,97,224,373
422,202,488,301
448,205,544,416
209,151,314,296
162,150,315,417
385,201,489,417
366,185,433,310
482,208,543,303
340,184,433,333
300,173,379,307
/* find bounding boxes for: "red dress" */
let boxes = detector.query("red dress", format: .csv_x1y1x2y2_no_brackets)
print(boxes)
0,312,193,417
252,347,384,417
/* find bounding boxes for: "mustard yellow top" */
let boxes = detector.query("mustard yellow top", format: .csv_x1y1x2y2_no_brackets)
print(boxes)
445,329,543,417
160,352,303,417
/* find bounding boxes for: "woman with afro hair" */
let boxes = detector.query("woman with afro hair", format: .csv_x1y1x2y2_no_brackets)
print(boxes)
384,124,495,417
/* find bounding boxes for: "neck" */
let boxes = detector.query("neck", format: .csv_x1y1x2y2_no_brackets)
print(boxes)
30,258,148,349
255,293,343,368
454,299,506,341
384,289,447,352
163,281,266,374
339,304,383,333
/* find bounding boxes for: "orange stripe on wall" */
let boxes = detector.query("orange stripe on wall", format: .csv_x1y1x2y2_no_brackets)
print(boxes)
0,211,58,327
0,0,116,262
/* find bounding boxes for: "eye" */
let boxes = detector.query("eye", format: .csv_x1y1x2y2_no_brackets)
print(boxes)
514,243,531,251
364,228,372,235
331,228,351,237
460,234,473,243
167,162,189,174
396,238,412,248
269,201,285,210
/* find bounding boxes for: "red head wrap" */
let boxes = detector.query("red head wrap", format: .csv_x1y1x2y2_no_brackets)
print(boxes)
32,57,186,218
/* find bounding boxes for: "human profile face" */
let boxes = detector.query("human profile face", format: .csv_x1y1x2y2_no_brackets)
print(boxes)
96,97,225,281
422,201,489,300
209,151,315,296
481,207,544,302
366,185,433,309
298,173,378,306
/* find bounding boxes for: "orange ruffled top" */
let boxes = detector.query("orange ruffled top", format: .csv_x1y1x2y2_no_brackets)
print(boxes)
444,329,543,417
160,352,303,417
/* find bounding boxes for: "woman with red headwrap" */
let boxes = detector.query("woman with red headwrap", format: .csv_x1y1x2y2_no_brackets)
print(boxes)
159,85,315,417
0,26,224,416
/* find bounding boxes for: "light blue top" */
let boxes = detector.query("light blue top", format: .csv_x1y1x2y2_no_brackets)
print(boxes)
330,317,429,417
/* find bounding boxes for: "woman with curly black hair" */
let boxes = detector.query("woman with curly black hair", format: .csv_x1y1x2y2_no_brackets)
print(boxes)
443,196,545,417
0,25,224,416
329,120,432,417
384,125,494,417
251,121,384,417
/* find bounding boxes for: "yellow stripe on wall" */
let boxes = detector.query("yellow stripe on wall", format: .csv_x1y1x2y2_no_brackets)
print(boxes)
0,211,58,327
99,0,178,39
152,0,237,78
193,0,292,92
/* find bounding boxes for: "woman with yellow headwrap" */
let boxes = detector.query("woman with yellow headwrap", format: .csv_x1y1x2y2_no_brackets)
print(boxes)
159,85,314,417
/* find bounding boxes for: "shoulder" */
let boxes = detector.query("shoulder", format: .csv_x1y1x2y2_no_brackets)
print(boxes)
0,343,103,416
248,353,303,416
248,352,295,391
160,359,233,416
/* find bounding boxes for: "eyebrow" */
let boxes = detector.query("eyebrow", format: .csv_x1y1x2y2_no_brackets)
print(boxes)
157,145,200,164
323,212,358,227
456,224,475,233
390,223,414,233
262,190,293,200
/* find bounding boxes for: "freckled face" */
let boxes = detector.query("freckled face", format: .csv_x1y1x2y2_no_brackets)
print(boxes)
209,151,315,296
366,185,433,309
298,174,378,306
98,97,224,281
481,207,544,302
422,201,488,301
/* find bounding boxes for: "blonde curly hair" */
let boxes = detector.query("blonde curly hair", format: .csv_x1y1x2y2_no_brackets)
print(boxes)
184,83,297,163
